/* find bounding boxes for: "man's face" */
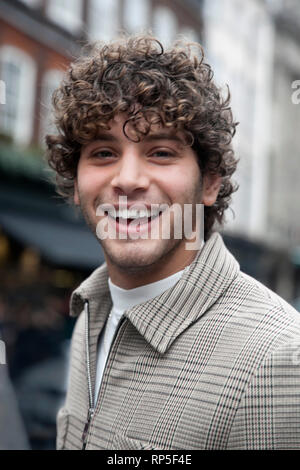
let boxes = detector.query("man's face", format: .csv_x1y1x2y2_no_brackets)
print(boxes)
74,114,221,283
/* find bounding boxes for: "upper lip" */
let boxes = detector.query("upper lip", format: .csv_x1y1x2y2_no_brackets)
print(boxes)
111,203,164,210
100,203,167,211
99,203,167,217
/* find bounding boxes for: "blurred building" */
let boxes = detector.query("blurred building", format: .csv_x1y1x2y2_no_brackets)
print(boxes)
202,0,300,300
203,0,275,240
88,0,202,44
267,0,300,250
0,0,82,146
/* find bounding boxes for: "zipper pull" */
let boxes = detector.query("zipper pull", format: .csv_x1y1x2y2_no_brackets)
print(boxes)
82,407,94,450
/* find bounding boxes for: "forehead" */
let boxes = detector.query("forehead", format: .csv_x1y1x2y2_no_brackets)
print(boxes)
100,113,189,144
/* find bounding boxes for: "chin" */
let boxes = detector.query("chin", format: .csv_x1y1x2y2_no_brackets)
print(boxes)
102,239,177,271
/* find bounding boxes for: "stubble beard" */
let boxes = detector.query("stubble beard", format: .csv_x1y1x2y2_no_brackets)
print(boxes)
76,182,203,274
103,234,184,274
79,198,185,273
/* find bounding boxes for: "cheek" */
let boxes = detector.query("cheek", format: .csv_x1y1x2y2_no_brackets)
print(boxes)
160,163,201,199
77,166,106,198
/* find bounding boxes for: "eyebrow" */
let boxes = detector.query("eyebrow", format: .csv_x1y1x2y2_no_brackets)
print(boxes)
92,132,184,144
143,133,184,144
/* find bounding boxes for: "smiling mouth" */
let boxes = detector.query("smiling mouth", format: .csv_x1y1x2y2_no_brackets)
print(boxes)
104,209,164,226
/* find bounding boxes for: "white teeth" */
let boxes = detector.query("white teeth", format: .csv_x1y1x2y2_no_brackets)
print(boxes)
106,209,161,219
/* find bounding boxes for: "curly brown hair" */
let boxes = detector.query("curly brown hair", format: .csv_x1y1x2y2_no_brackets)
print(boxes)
46,35,238,239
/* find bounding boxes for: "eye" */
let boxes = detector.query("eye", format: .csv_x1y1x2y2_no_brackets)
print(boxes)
91,149,115,159
150,149,175,158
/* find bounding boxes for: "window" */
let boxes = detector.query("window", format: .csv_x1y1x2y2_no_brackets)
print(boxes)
0,46,36,145
1,62,19,135
153,6,177,47
39,69,64,145
46,0,83,34
88,0,119,41
123,0,150,33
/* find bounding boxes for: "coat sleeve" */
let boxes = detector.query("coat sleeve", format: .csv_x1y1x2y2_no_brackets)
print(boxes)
227,339,300,449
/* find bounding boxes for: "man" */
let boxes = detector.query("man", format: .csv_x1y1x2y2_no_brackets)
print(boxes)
47,35,300,450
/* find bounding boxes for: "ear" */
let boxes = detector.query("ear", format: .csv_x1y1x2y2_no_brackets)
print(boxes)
202,173,222,206
73,179,79,206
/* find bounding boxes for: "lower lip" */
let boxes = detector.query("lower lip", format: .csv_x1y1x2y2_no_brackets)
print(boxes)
107,213,162,237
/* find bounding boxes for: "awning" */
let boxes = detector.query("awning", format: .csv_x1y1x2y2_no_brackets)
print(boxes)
0,210,104,270
0,178,104,270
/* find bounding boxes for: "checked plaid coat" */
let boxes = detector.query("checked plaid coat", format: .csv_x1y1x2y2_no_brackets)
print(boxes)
57,232,300,450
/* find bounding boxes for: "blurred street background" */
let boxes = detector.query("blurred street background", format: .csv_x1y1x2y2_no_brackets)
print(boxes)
0,0,300,450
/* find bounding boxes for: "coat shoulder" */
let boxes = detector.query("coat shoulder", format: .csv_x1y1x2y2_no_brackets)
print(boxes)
219,269,300,346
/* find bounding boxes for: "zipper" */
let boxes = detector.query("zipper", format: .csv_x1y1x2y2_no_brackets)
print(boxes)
82,407,94,450
81,298,125,450
82,300,95,450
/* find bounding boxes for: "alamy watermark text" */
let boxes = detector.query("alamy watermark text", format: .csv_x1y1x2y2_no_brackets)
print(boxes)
0,340,6,365
291,80,300,104
0,80,6,105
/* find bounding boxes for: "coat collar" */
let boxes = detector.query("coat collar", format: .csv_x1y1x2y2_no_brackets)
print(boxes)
70,232,240,354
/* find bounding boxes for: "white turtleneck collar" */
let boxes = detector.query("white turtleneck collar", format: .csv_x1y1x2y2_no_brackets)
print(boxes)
108,268,185,314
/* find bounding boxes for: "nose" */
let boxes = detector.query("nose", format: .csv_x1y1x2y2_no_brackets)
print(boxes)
111,147,150,195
